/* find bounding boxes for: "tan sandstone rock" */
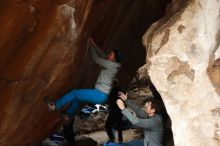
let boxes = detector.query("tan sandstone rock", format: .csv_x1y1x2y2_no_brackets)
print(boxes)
143,0,220,145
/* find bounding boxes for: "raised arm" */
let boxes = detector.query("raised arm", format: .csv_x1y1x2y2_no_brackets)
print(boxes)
88,38,106,58
125,99,148,118
121,108,163,130
116,99,162,129
90,47,117,68
118,92,148,118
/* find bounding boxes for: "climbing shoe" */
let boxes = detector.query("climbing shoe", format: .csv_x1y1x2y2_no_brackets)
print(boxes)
48,101,56,111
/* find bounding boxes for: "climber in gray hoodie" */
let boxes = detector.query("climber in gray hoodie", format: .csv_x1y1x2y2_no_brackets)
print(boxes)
47,38,121,146
48,37,121,116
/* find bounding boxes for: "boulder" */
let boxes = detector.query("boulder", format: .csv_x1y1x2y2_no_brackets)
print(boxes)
143,0,220,145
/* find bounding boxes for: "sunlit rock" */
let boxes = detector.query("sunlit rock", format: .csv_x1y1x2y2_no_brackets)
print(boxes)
143,0,220,145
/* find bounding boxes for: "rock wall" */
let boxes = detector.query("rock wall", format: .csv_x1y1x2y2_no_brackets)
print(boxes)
143,0,220,145
0,0,93,145
80,0,170,89
0,0,170,145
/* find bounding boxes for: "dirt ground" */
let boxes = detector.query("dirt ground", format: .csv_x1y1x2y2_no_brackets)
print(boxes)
82,128,143,146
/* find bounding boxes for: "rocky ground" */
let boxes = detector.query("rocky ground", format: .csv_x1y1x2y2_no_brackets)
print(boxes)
74,111,143,146
82,128,142,146
41,82,174,146
40,110,143,146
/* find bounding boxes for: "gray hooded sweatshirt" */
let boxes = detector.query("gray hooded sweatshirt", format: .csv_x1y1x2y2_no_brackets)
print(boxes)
90,47,121,94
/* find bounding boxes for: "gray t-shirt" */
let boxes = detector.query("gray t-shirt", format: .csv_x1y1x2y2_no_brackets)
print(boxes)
122,100,164,146
90,47,121,94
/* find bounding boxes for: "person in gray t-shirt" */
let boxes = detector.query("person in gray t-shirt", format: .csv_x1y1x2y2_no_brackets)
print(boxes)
47,38,121,146
116,92,163,146
48,38,121,117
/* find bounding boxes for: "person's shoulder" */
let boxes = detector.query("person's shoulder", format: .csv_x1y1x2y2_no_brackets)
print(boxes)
114,62,121,67
108,61,121,68
153,114,163,122
154,114,162,118
101,59,121,69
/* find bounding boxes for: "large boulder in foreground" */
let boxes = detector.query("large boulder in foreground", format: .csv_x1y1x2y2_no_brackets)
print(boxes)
0,1,93,145
142,0,220,145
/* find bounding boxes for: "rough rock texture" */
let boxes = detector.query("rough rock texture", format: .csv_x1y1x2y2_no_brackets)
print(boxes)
143,0,220,145
75,136,97,146
74,112,108,134
0,1,93,145
78,0,171,89
0,0,170,145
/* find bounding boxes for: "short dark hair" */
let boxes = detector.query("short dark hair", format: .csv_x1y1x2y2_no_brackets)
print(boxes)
113,49,122,63
143,98,162,114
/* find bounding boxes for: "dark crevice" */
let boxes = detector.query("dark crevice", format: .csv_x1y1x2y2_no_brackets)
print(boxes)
83,0,174,145
0,0,176,145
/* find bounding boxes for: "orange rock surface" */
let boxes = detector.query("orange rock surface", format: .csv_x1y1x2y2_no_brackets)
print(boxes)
0,0,169,145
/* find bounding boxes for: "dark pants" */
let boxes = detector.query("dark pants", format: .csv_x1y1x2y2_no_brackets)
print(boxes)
63,116,75,146
105,111,123,142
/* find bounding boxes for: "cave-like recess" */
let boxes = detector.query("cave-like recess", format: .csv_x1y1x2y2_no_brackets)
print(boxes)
0,0,171,145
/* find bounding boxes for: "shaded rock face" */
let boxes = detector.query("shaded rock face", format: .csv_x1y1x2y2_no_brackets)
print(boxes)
78,0,171,89
143,0,220,145
0,1,92,145
0,0,170,146
74,112,108,134
75,136,97,146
